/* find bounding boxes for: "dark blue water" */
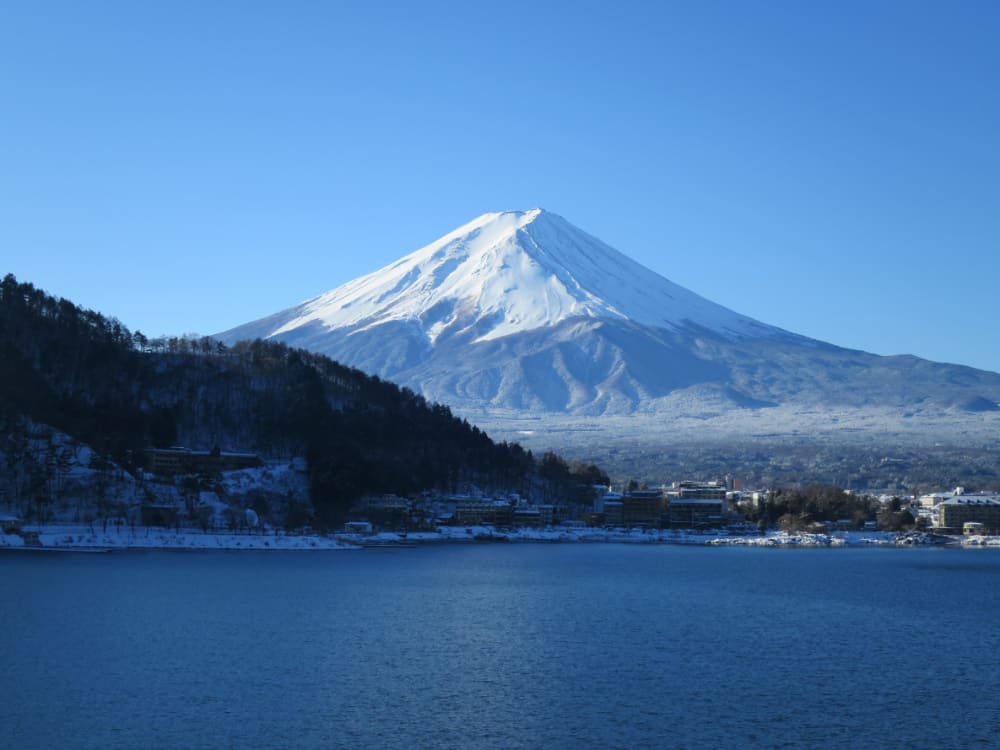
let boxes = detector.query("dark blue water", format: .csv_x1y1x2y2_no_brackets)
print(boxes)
2,545,998,749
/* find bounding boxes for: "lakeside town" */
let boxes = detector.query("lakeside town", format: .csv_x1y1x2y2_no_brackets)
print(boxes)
2,446,998,552
314,477,1000,547
4,278,999,555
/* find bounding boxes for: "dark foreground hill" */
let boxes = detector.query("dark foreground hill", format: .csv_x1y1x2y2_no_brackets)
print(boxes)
0,275,602,526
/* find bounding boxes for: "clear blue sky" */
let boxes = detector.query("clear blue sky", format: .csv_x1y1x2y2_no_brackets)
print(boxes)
3,1,998,372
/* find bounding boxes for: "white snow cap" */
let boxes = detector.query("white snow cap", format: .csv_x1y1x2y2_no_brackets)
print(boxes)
272,209,767,344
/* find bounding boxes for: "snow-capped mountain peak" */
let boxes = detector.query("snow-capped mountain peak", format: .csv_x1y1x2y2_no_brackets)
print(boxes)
219,209,1000,424
263,208,769,346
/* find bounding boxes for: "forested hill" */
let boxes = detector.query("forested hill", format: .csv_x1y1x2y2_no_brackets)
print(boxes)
0,274,605,525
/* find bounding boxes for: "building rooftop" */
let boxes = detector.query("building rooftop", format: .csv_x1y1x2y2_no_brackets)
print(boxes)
938,496,1000,506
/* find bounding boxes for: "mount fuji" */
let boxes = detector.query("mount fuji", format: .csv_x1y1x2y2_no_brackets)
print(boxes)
220,209,1000,470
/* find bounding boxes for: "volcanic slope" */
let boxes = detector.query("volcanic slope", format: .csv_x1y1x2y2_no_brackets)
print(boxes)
220,209,1000,429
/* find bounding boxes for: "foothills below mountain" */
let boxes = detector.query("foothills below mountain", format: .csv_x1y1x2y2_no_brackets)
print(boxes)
219,209,1000,484
0,275,604,528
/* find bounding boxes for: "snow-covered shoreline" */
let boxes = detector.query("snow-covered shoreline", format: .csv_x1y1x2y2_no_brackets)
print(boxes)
2,523,998,552
0,524,358,552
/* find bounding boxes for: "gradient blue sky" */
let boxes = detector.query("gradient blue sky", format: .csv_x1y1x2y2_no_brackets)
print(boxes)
3,1,998,372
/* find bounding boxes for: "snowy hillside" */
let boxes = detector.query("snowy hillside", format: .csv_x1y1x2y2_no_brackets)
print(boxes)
219,209,1000,425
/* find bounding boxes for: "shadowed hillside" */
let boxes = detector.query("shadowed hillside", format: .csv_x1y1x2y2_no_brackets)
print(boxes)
0,274,603,526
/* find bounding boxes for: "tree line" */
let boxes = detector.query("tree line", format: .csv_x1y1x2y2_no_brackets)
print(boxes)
744,484,917,532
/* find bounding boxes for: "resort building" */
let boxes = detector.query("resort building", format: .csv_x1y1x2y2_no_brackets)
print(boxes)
936,496,1000,533
622,489,665,528
603,500,624,527
666,498,725,528
667,480,728,501
594,490,621,514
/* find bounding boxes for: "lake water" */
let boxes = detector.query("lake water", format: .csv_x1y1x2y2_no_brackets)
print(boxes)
2,544,999,750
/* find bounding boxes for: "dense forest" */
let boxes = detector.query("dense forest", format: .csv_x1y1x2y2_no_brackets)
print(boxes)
0,274,607,526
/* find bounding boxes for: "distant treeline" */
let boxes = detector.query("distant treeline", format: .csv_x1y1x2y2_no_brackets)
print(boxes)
747,484,916,532
0,274,607,525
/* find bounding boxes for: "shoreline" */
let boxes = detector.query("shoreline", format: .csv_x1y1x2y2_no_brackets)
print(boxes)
2,523,999,552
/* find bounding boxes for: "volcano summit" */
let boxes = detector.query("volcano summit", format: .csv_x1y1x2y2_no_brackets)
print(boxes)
230,209,777,347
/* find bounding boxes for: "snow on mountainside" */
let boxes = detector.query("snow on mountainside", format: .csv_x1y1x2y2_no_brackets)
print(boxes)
220,209,1000,425
227,209,780,348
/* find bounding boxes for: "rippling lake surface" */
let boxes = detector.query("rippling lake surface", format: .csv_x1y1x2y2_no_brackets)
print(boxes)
2,545,999,749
